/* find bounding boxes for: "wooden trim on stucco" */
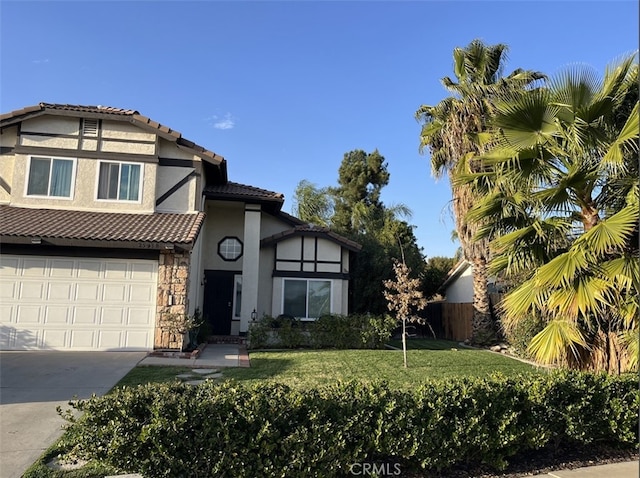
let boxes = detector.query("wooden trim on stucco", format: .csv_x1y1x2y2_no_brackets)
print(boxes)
14,145,159,163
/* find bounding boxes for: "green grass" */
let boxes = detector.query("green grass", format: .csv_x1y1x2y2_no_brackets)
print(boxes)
223,340,543,388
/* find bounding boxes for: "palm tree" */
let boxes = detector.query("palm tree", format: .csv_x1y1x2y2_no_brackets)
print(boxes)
416,39,545,344
468,54,639,372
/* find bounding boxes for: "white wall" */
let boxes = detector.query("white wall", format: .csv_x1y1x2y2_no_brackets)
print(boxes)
445,266,474,303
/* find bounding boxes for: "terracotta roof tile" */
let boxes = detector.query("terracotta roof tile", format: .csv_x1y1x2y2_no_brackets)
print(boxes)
0,206,204,249
204,181,284,202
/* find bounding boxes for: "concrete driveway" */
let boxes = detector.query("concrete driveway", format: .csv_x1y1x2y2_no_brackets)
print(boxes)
0,351,145,478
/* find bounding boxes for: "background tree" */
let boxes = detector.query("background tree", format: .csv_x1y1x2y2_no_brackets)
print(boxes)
294,149,425,315
331,149,390,234
292,180,333,227
416,39,545,344
467,54,639,372
422,256,456,300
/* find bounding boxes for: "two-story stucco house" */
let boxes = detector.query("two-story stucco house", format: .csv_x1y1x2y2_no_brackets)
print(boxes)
0,103,360,351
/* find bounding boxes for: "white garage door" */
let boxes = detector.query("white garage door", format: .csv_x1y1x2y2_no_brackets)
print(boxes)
0,255,157,351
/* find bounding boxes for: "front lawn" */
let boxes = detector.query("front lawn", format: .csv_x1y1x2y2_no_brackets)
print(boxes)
222,339,542,388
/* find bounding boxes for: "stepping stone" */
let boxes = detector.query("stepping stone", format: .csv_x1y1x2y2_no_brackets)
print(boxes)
204,373,223,379
192,369,219,374
185,380,205,386
176,374,194,379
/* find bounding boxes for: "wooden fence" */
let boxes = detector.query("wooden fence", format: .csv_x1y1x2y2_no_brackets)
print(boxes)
442,303,474,341
422,294,504,342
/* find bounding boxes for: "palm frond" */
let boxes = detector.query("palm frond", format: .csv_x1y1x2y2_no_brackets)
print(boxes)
527,319,587,365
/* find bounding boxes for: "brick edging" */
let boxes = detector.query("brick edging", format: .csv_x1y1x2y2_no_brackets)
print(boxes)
238,345,251,368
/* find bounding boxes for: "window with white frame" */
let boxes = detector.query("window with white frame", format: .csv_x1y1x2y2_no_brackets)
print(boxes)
97,161,142,201
26,156,75,198
283,279,331,319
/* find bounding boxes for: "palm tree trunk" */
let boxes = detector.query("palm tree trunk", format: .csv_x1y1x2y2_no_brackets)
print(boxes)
471,256,495,345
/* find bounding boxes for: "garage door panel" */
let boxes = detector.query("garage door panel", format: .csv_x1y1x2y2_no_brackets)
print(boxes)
128,308,154,325
20,282,45,299
73,307,98,325
1,255,158,351
50,260,75,277
16,305,42,324
22,258,48,276
125,330,152,349
70,330,96,348
131,262,155,280
0,280,17,299
76,283,100,301
104,262,128,279
101,308,125,325
44,306,70,324
0,257,20,274
103,284,127,301
77,261,101,278
48,282,73,300
42,329,68,348
98,330,123,349
130,284,155,302
15,328,41,349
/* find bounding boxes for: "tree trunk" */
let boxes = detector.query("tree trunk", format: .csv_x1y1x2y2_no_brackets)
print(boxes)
402,318,408,368
471,256,495,345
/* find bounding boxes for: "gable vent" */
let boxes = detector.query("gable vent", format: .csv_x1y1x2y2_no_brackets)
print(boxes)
82,118,99,137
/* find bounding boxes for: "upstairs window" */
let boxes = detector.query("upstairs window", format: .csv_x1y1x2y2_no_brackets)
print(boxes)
97,161,141,201
26,156,75,198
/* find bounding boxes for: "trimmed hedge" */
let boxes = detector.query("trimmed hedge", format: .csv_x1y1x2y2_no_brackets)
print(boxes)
59,371,638,477
248,313,397,349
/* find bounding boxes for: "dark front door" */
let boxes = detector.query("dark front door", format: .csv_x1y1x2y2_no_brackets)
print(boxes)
203,270,237,335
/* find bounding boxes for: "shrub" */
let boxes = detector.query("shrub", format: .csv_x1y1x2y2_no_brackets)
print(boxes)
501,313,545,358
248,313,396,350
60,371,638,477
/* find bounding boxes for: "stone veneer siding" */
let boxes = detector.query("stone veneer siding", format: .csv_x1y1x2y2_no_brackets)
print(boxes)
155,251,191,349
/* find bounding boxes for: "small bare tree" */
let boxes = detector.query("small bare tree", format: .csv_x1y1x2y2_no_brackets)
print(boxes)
384,260,427,368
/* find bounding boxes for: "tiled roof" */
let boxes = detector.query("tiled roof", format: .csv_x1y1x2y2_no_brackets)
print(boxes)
0,103,224,165
0,206,205,249
261,225,362,251
204,181,284,203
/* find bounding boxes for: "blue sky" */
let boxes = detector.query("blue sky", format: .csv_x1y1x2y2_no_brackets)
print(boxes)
1,1,638,258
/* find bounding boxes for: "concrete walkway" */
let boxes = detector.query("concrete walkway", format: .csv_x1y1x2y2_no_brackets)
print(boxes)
138,343,250,368
532,460,638,477
0,351,145,478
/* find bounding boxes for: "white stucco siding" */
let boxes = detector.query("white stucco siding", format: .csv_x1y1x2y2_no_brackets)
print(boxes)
276,240,299,261
317,240,341,261
158,139,197,160
101,120,156,142
201,201,245,271
257,247,275,320
21,116,79,136
445,266,474,303
260,213,292,237
0,153,14,204
155,166,196,213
